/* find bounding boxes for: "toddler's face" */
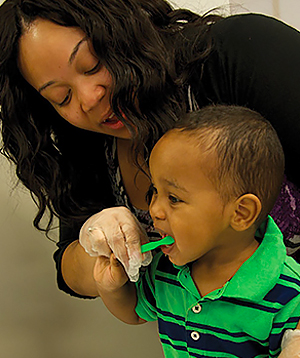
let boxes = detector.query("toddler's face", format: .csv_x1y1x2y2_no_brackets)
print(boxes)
149,130,233,266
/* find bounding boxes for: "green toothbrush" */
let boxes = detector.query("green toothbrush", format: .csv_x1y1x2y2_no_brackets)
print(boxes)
141,236,175,253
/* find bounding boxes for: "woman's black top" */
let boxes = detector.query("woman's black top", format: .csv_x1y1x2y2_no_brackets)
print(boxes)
53,13,300,298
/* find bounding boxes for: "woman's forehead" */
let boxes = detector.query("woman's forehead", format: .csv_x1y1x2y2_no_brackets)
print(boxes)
18,19,85,87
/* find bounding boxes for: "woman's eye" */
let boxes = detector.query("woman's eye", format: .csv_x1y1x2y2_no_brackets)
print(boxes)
58,89,72,107
84,61,101,75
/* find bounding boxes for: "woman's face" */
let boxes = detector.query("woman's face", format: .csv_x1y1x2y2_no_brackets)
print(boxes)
18,18,131,139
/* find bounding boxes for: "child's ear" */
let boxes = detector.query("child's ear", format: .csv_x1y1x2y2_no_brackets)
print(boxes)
230,194,262,231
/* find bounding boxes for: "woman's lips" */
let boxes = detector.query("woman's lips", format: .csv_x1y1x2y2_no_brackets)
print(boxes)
101,113,125,130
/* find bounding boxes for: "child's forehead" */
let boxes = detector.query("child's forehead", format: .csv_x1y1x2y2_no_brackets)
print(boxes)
154,129,213,156
158,129,196,147
150,129,219,176
151,130,187,159
151,130,189,159
151,130,209,166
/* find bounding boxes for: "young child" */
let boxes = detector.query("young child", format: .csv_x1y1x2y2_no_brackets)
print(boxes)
94,105,300,357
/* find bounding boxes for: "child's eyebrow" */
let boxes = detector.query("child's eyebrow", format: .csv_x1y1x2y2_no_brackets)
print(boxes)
164,179,188,193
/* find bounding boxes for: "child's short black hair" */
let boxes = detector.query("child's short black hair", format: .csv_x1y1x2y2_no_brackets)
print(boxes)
174,105,285,225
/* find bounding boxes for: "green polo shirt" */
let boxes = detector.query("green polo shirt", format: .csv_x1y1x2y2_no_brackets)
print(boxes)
135,217,300,358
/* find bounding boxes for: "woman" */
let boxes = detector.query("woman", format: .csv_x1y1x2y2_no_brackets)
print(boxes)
1,0,300,354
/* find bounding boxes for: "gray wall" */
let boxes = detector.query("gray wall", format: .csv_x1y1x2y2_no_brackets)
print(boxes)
0,157,163,358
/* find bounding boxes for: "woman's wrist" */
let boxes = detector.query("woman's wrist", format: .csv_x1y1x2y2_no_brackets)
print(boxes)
62,240,99,297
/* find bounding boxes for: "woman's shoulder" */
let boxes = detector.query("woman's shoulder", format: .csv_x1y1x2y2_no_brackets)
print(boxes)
188,12,300,188
212,12,298,34
210,13,300,49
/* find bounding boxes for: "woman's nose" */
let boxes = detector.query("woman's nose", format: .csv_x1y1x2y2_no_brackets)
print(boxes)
79,85,105,113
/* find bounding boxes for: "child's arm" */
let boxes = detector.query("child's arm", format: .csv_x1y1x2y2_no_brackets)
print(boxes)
93,253,146,325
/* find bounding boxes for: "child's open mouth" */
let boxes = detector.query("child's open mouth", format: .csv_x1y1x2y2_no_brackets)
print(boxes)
160,234,175,254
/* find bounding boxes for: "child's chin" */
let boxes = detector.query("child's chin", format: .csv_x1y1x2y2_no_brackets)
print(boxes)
168,256,187,267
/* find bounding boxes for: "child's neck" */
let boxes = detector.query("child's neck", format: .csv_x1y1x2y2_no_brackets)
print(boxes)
191,235,259,298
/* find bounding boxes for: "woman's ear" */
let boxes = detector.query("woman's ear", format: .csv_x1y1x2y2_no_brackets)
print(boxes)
230,194,262,232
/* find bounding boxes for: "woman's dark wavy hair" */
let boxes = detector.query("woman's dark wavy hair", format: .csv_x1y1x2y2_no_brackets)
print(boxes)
0,0,222,233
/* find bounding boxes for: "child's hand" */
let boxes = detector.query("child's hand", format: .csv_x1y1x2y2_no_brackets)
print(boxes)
93,253,129,293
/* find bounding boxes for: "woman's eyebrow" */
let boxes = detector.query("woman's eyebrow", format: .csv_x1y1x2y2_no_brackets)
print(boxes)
38,36,89,93
68,36,88,65
38,80,55,93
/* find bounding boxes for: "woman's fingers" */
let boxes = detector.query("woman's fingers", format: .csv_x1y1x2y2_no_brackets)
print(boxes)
79,207,152,282
79,226,111,257
107,211,149,282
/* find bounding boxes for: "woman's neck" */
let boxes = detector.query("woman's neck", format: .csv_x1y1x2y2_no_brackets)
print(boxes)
117,138,150,210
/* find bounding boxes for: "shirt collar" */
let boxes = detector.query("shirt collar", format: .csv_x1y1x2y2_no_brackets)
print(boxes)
221,216,286,300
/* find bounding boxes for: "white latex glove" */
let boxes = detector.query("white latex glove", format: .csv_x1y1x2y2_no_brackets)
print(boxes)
280,329,300,358
79,207,152,282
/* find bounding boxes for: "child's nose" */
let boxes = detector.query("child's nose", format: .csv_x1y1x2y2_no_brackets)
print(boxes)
149,197,166,221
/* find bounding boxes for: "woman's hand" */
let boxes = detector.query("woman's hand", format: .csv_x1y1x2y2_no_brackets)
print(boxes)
79,207,152,282
280,325,300,358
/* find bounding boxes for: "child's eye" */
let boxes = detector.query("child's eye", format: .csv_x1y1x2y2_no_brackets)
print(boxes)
168,195,181,204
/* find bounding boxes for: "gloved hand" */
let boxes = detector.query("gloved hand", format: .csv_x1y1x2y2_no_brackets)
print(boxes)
280,329,300,358
79,207,152,282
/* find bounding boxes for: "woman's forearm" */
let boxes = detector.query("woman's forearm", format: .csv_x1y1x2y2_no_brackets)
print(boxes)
61,241,146,327
61,240,99,297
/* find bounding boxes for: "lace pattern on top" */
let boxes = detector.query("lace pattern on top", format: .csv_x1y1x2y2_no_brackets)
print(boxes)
271,177,300,254
104,136,160,240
